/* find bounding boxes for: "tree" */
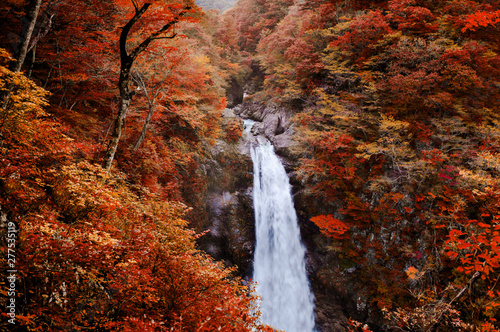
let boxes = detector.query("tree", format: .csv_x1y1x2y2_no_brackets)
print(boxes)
103,0,198,171
129,47,187,151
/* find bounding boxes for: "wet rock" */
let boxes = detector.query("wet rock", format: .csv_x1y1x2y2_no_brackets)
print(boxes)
197,109,256,276
234,100,298,160
271,130,295,160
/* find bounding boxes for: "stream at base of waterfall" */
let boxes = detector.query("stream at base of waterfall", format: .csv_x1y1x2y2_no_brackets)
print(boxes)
249,128,316,332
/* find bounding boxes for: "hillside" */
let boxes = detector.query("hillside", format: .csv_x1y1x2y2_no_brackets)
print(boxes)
0,1,261,331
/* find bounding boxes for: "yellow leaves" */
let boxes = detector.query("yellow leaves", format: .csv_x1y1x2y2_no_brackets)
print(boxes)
47,157,194,248
116,258,137,268
317,94,348,114
47,161,184,241
356,114,417,171
476,151,500,173
194,54,210,66
88,230,119,246
295,87,366,141
321,47,354,75
378,113,410,132
476,116,500,141
371,31,403,49
0,48,50,138
330,20,354,36
38,223,57,236
367,176,392,193
0,48,14,64
431,116,470,148
50,161,126,219
458,168,498,191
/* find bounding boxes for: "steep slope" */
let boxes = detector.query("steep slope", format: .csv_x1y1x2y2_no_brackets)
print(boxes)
223,0,500,330
0,1,268,331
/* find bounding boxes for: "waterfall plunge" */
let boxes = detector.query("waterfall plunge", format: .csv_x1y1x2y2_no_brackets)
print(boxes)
251,141,316,332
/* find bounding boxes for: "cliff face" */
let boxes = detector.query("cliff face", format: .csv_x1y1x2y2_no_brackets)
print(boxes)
197,102,293,278
195,108,254,277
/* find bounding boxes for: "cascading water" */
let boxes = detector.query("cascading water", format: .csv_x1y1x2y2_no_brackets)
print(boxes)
250,139,316,332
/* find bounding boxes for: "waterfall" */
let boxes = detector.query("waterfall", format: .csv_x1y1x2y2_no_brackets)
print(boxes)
251,140,316,332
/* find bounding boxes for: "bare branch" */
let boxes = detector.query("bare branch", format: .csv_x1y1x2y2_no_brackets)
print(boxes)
119,2,151,64
130,0,140,13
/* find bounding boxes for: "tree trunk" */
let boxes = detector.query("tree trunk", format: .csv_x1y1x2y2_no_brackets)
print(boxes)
2,0,42,109
102,2,150,171
11,0,42,73
103,66,133,170
133,103,155,151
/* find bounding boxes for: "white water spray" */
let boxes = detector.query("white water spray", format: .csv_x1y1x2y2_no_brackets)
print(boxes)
251,140,316,332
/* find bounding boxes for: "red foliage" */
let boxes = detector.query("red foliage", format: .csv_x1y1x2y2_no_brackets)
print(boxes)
330,11,392,64
462,9,500,32
311,215,350,239
388,0,438,34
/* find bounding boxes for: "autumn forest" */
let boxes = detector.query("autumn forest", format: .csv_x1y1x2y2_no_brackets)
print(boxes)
1,0,500,331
